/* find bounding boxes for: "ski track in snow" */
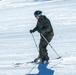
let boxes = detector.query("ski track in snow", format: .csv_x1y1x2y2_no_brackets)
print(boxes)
0,0,76,75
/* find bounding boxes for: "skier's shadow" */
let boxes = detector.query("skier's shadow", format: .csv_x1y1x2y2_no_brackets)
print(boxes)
26,62,54,75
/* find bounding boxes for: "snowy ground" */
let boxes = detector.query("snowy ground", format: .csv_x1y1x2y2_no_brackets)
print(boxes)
0,0,76,75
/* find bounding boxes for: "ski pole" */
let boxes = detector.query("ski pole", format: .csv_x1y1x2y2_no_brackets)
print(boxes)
31,33,39,52
27,64,37,74
41,33,61,59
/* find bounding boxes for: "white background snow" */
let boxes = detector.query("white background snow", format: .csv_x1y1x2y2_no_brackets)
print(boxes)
0,0,76,75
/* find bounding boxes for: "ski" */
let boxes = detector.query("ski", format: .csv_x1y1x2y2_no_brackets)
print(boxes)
26,61,42,64
12,63,24,67
27,58,62,64
12,57,63,68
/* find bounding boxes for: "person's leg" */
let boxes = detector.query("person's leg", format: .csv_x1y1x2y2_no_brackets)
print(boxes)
40,32,54,62
34,37,45,62
39,37,49,62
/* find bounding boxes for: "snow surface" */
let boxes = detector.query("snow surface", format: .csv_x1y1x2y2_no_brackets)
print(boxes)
0,0,76,75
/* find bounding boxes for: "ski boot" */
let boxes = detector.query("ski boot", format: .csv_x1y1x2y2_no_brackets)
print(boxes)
34,57,43,63
42,56,49,63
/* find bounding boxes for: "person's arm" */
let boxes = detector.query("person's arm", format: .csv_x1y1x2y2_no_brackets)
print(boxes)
30,26,38,33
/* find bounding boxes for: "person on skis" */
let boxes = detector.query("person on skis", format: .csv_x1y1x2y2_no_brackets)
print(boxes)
30,10,54,63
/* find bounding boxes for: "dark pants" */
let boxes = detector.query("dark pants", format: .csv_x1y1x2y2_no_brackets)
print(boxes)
39,32,54,61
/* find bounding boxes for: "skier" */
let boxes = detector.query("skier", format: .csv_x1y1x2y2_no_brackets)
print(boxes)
30,10,54,63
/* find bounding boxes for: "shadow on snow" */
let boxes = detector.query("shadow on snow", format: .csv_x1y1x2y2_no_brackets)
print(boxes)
26,62,54,75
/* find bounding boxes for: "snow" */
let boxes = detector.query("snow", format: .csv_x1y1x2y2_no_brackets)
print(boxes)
0,0,76,75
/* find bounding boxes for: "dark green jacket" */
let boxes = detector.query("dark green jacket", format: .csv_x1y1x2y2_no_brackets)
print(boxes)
33,15,54,36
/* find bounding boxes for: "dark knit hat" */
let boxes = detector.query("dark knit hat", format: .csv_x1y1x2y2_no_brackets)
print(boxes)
34,10,42,16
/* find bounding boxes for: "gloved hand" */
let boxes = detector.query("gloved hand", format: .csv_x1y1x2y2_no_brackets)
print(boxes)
30,30,33,33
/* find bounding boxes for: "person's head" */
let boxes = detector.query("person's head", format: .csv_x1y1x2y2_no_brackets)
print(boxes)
34,10,42,19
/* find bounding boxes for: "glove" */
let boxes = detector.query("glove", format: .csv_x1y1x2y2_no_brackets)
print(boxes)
30,30,33,33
